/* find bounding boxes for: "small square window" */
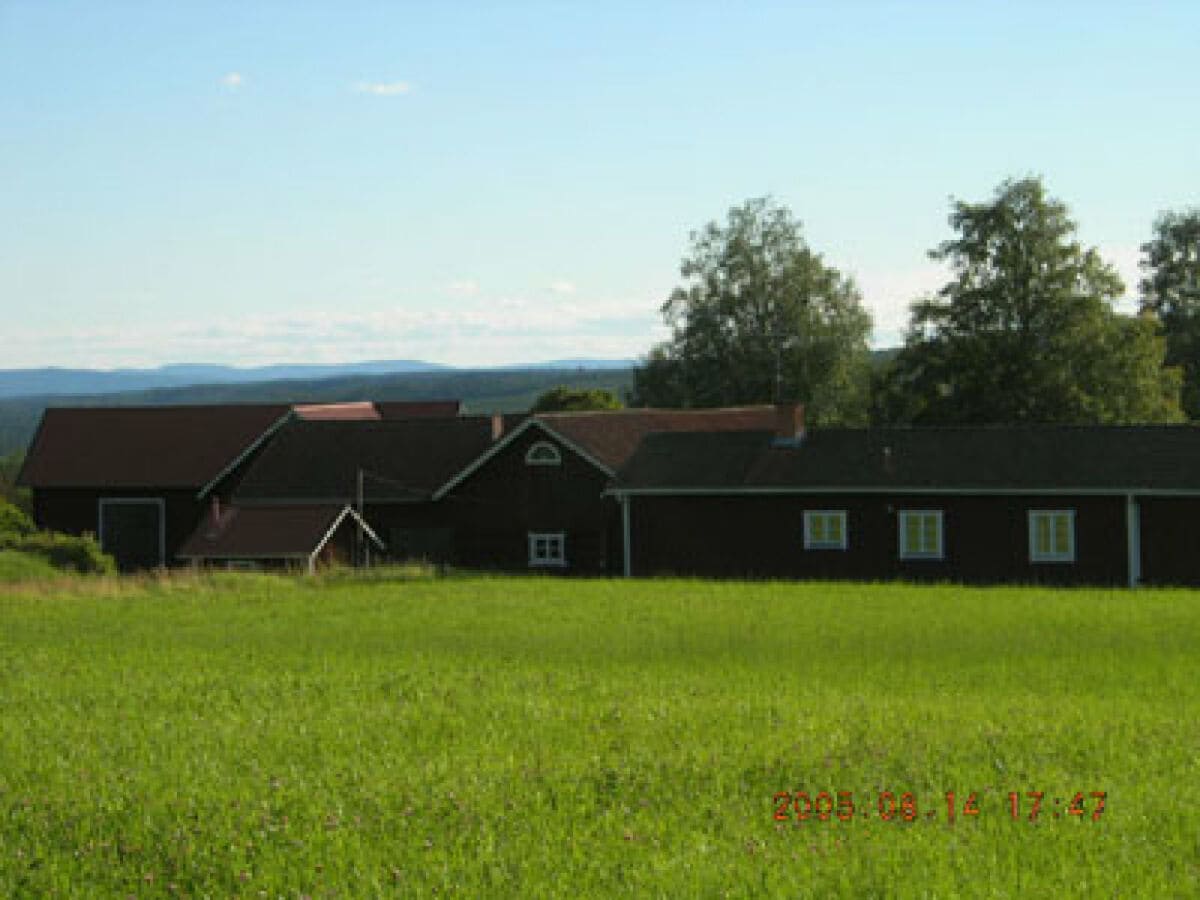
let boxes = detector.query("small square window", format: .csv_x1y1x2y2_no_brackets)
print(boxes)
1029,510,1075,563
804,510,847,550
528,532,566,567
898,510,943,560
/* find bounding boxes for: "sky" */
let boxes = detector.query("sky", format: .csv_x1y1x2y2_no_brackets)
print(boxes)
2,1,1198,370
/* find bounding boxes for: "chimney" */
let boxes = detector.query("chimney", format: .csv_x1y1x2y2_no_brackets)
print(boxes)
773,402,805,445
491,413,505,441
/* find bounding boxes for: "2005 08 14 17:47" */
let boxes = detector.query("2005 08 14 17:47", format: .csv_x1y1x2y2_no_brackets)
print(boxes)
772,790,1107,823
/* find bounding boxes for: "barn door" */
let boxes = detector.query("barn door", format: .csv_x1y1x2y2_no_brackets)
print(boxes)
99,499,165,570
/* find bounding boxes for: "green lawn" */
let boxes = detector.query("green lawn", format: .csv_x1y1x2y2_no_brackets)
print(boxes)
0,572,1196,897
0,549,60,582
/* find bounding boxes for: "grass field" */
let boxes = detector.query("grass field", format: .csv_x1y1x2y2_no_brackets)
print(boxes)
1,571,1197,897
0,549,61,582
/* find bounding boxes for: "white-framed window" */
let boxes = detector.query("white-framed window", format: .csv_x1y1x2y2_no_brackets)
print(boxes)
898,510,943,560
1029,510,1075,563
525,441,562,466
528,532,566,567
804,510,847,550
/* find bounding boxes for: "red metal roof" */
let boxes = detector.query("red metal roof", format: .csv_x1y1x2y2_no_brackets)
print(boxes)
536,406,780,471
293,402,381,421
17,404,292,489
177,504,372,559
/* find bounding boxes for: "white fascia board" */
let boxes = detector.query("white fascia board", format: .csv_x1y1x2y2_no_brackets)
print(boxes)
196,410,296,500
432,417,615,500
343,505,386,550
608,486,1200,498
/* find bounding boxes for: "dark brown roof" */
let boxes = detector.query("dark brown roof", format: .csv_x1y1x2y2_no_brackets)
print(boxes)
177,504,378,559
537,406,780,471
234,416,499,502
615,425,1200,493
375,400,462,419
17,404,292,489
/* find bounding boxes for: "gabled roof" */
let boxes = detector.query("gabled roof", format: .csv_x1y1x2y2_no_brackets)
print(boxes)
17,404,292,490
434,406,780,498
614,425,1200,494
177,503,383,560
234,416,502,503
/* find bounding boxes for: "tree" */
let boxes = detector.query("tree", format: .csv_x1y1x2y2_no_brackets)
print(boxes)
530,386,622,413
0,452,30,515
877,177,1183,425
1140,209,1200,418
0,499,34,537
630,197,873,425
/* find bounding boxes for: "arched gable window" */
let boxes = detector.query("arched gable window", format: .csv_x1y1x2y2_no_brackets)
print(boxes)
525,440,562,466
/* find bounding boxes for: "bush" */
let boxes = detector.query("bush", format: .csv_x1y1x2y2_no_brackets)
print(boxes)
0,499,34,537
0,530,116,575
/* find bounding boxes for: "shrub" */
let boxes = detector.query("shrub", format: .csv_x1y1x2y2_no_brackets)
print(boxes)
0,499,34,537
2,530,116,575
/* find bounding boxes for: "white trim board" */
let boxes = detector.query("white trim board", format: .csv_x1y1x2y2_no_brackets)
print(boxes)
197,410,296,500
610,486,1200,498
432,417,614,500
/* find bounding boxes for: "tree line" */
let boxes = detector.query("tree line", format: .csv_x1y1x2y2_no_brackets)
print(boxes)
629,178,1200,427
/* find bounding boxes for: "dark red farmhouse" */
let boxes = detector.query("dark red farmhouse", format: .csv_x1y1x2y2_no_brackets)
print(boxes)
612,406,1200,587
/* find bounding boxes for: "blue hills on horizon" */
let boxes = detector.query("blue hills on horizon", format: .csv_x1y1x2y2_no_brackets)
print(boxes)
0,358,636,401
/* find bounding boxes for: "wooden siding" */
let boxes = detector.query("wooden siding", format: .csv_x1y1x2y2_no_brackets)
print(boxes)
440,425,621,574
1139,497,1200,586
628,493,1130,585
33,487,204,571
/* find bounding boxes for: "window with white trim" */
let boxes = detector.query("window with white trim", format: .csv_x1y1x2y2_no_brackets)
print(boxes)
1029,510,1075,563
528,532,566,567
898,510,943,560
525,441,562,466
804,510,847,550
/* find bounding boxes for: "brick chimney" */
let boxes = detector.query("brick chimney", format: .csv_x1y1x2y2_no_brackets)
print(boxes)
773,402,805,445
491,413,505,441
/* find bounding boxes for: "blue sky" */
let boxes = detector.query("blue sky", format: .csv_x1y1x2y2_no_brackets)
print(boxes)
2,1,1198,369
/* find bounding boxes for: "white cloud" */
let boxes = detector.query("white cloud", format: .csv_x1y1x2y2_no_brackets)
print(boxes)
445,279,480,297
220,72,244,89
548,280,577,295
4,297,665,369
851,261,949,348
354,81,413,97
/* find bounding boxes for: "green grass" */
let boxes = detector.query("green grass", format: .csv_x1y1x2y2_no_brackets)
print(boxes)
1,572,1197,897
0,549,61,582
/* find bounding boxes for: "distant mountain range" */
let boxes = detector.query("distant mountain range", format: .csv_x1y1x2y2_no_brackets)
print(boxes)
0,363,638,458
0,359,635,400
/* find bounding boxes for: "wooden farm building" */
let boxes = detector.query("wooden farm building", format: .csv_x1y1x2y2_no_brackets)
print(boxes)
17,399,1200,586
611,408,1200,587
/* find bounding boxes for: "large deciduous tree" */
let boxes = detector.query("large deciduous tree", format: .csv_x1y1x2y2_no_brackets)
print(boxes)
876,177,1182,425
1140,209,1200,418
631,197,873,425
530,386,622,413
